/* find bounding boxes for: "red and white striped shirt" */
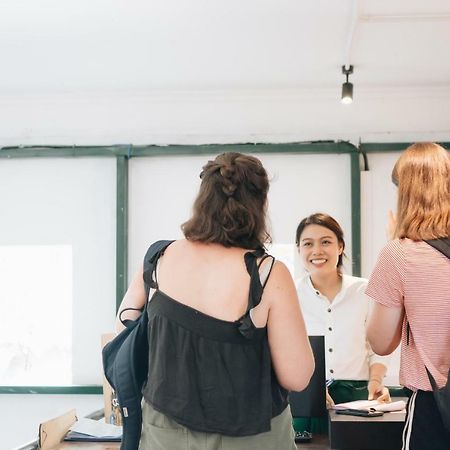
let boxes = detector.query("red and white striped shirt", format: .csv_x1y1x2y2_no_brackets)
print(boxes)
366,238,450,391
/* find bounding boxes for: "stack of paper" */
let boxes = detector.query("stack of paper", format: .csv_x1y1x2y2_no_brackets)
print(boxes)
64,418,122,442
333,399,407,413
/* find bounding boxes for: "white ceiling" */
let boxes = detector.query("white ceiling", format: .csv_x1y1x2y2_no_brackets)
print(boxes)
1,0,450,93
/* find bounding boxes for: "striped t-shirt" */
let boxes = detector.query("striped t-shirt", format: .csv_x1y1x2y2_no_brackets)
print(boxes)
366,238,450,392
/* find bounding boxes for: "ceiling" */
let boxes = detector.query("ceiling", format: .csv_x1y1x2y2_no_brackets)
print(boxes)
1,0,449,94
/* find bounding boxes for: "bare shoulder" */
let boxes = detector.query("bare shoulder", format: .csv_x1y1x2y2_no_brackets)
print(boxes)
263,260,297,302
266,260,293,282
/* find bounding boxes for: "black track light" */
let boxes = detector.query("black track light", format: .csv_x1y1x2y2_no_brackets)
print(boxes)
341,65,354,104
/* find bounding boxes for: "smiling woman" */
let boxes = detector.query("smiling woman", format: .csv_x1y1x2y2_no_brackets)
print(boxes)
293,213,391,435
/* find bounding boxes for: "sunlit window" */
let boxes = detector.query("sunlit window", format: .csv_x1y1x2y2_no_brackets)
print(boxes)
0,245,72,385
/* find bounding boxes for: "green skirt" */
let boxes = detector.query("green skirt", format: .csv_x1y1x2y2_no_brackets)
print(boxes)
292,380,370,434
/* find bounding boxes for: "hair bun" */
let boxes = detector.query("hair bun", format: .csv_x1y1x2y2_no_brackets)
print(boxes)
219,164,237,197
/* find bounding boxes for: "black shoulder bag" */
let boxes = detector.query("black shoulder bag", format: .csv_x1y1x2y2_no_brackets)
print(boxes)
102,239,174,450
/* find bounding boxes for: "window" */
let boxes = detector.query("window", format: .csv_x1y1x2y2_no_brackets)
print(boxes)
0,157,116,386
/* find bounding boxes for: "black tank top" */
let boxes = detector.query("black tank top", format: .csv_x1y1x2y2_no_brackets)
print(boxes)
142,243,288,436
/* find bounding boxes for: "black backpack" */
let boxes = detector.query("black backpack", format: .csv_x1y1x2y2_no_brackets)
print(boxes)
102,240,174,450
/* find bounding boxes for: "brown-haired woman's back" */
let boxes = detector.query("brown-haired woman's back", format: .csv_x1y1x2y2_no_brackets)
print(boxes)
116,152,314,450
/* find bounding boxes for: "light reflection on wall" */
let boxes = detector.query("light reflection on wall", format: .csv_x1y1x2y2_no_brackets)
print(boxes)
0,245,72,385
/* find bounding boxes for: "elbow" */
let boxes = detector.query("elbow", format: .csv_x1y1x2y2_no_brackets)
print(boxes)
370,342,396,356
287,379,311,393
280,356,315,392
367,332,397,356
371,346,389,356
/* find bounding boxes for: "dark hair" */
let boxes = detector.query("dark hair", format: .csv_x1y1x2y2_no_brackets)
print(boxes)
295,213,346,269
182,152,271,249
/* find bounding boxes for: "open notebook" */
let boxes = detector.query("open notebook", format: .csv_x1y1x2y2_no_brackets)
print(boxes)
333,399,407,413
64,417,122,442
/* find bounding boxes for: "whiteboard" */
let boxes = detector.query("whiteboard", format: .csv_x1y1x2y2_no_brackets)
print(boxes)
361,152,401,278
361,150,403,385
128,152,352,278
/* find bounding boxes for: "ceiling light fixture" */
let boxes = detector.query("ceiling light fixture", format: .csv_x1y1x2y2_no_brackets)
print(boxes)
341,65,354,104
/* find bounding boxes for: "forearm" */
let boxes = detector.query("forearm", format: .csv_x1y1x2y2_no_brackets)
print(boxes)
367,363,390,402
115,267,147,333
369,362,387,383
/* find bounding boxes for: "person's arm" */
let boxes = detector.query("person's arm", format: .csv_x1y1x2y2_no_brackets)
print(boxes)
366,240,405,356
367,302,404,356
365,295,392,402
367,362,390,402
115,266,147,333
265,261,315,392
326,389,335,409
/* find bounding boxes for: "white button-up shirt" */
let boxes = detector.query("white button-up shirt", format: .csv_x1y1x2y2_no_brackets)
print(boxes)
296,274,388,381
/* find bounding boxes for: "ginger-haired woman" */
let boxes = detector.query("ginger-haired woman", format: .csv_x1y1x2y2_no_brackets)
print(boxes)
367,142,450,450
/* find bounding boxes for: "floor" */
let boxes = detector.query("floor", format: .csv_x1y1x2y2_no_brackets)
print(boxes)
296,434,330,449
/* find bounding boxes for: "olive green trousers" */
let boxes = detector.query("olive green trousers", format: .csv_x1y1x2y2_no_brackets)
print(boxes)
139,401,297,450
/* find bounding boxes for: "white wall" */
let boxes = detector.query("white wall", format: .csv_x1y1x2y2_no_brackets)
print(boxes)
1,88,449,147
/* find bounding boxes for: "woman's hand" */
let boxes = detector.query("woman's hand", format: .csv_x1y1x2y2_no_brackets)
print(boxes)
326,389,335,409
386,210,397,241
368,380,391,403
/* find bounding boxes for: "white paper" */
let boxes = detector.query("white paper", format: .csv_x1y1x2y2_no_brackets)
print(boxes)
69,418,122,438
333,399,406,412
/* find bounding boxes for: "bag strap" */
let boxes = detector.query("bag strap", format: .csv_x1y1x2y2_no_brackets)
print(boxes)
118,306,144,326
143,240,175,297
424,237,450,259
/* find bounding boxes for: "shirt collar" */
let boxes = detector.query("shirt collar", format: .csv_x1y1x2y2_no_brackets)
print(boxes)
305,273,350,304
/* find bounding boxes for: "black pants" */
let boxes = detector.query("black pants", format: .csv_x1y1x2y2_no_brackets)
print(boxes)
403,390,450,450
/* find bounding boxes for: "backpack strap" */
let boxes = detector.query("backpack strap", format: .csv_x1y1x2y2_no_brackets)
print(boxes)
143,240,175,297
424,237,450,259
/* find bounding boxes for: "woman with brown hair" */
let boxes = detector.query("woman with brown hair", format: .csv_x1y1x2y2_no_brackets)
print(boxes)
366,142,450,449
117,152,314,450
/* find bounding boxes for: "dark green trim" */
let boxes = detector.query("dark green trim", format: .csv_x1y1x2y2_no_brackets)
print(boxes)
116,155,129,310
350,151,362,277
0,385,103,394
131,141,358,157
1,142,359,159
360,142,450,153
0,146,129,158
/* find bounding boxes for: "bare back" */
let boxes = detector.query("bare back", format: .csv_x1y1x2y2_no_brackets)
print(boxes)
156,239,263,323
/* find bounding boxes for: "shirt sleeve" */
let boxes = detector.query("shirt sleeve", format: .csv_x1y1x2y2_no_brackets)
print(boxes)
366,240,405,308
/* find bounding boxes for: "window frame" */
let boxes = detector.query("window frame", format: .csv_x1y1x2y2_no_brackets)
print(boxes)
0,141,366,394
